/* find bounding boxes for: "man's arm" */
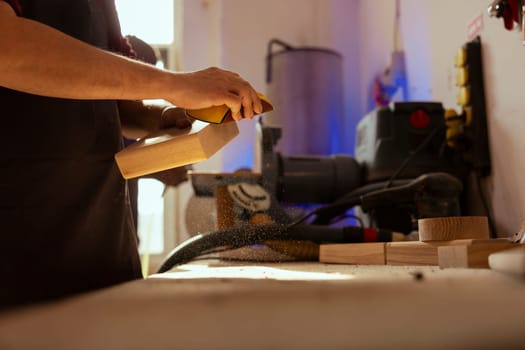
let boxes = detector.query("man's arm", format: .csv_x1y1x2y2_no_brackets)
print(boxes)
0,3,262,121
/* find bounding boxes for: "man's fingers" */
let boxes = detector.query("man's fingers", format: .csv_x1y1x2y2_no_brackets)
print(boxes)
224,92,243,121
241,94,254,120
170,67,262,123
226,85,262,121
251,88,263,115
161,106,192,129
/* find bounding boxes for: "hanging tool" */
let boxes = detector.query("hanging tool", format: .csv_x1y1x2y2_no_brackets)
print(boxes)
373,0,408,106
488,0,525,44
488,0,521,30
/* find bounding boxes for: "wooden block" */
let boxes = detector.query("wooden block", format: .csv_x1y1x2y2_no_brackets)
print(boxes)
386,242,439,266
215,185,235,230
418,216,489,242
319,243,386,265
439,243,517,268
386,239,508,266
115,121,239,179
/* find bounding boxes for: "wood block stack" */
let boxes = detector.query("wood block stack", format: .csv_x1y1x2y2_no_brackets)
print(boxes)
319,216,517,268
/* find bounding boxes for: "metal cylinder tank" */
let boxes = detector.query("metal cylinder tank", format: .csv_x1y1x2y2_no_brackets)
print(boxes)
264,39,345,156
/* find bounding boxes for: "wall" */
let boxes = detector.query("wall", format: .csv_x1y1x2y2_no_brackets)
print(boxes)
177,0,525,239
357,0,525,236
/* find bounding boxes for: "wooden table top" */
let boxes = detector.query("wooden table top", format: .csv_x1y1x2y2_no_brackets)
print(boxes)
0,261,524,350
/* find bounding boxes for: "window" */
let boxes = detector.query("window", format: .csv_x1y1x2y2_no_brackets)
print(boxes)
115,0,179,274
115,0,178,70
136,179,165,255
115,0,174,45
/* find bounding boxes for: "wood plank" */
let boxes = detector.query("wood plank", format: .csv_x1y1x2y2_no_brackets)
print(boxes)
319,243,386,265
320,240,510,267
115,121,239,179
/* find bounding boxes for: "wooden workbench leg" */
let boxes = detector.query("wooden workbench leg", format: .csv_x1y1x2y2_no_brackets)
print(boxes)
215,185,234,230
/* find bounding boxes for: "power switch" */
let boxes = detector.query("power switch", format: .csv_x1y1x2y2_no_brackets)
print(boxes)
409,109,430,129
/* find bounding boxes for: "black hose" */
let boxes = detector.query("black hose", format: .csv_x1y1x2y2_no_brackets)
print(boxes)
157,223,374,273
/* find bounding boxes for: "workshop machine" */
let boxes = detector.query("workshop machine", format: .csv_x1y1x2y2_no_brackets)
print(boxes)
256,101,468,233
158,98,488,272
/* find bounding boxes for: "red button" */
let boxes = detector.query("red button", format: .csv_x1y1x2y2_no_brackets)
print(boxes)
409,109,430,129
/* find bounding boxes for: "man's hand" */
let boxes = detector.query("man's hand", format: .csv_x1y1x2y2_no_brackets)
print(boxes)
160,106,192,129
168,67,263,122
119,102,193,187
119,101,192,139
145,166,191,188
147,106,193,187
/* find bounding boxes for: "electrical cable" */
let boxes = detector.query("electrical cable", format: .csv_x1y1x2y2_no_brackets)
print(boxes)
384,124,447,188
475,173,497,238
285,180,402,227
289,126,447,228
329,213,364,227
303,178,413,226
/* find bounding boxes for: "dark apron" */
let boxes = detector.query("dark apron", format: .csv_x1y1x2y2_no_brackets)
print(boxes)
0,0,142,308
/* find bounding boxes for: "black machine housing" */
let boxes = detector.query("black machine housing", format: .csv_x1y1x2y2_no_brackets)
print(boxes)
258,102,471,234
355,102,465,183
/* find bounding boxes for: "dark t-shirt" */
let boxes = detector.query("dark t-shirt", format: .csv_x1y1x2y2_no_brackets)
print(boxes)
0,0,142,309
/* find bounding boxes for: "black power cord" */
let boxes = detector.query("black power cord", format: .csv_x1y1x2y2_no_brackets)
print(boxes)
383,124,447,189
475,173,497,237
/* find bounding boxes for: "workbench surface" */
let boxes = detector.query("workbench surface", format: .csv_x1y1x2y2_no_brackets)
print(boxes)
0,261,524,349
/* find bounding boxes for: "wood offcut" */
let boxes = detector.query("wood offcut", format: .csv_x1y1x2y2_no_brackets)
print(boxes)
418,216,489,241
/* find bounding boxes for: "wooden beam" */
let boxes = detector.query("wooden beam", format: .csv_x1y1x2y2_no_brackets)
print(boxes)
115,121,239,179
319,243,386,265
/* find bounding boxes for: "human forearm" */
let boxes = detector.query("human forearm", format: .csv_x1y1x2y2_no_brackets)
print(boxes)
0,3,170,101
119,101,162,139
0,3,262,120
118,101,191,139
